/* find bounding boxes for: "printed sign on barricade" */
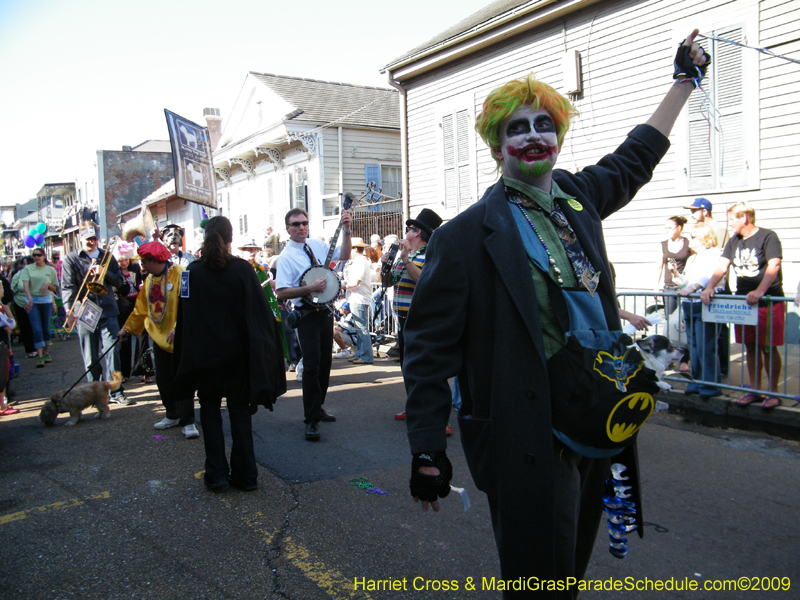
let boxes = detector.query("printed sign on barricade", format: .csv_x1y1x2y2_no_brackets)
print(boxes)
164,109,218,209
702,297,758,326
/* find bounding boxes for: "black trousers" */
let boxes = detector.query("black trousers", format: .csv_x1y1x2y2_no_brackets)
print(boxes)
12,303,35,354
488,438,607,599
397,314,407,368
117,299,135,378
197,364,257,486
295,309,333,423
152,343,194,425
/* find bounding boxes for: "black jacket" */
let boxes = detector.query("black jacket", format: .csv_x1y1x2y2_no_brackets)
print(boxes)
61,248,125,317
173,256,286,413
403,124,670,587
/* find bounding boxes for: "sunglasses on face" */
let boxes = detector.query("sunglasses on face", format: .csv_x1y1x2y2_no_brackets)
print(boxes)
289,221,309,228
32,253,44,257
406,225,420,233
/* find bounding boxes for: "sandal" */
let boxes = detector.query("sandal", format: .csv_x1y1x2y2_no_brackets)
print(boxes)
1,407,20,415
736,392,764,406
759,396,781,409
143,376,154,384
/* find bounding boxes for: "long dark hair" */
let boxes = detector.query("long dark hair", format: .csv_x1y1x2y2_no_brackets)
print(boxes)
201,216,233,271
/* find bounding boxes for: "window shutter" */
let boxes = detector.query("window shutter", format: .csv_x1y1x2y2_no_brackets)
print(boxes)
365,164,381,210
687,24,747,191
455,109,472,211
442,114,457,211
442,110,472,213
717,26,746,187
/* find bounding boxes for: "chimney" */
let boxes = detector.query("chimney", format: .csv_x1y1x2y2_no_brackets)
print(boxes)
203,108,222,151
122,145,132,152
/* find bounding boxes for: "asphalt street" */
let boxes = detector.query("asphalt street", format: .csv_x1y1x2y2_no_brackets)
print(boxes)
1,336,799,599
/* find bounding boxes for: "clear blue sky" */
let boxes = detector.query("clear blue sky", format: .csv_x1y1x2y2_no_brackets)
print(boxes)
0,0,491,205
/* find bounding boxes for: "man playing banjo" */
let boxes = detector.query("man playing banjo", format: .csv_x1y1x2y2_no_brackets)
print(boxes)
275,207,352,441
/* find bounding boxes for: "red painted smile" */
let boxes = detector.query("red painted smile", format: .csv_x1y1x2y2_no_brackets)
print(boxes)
505,143,556,162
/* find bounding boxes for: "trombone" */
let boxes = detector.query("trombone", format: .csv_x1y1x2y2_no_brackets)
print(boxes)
64,207,155,333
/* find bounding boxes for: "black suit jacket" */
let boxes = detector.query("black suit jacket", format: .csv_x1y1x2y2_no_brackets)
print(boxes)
403,124,670,586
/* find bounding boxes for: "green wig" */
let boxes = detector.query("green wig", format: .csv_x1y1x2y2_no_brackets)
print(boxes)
475,74,578,168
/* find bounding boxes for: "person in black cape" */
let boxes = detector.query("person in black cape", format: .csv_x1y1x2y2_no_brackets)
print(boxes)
172,216,286,491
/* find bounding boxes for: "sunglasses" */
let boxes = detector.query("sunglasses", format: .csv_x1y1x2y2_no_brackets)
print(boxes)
289,221,309,228
32,253,44,257
405,225,420,233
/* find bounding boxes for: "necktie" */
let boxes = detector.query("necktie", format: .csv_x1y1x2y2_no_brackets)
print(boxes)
509,191,600,294
303,243,320,267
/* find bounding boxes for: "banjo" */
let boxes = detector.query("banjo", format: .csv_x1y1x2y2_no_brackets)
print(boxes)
299,192,354,307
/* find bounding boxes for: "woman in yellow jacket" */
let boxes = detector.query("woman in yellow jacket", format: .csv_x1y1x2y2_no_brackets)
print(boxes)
117,242,199,439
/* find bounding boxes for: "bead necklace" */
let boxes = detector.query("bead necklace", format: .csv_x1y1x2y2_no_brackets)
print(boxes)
148,264,169,328
509,195,564,287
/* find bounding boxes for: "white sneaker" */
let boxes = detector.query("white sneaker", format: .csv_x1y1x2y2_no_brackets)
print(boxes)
154,417,180,430
296,359,304,381
333,349,352,359
182,424,200,439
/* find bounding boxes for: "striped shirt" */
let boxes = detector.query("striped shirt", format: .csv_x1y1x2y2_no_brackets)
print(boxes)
391,246,426,316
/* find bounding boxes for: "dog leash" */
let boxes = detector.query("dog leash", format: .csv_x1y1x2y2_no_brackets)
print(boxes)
58,338,122,400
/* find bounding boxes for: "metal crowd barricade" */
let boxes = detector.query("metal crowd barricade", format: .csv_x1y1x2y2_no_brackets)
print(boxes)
617,291,799,404
368,282,397,340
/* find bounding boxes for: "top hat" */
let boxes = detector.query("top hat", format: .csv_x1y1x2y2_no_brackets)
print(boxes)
406,208,443,236
238,239,260,250
683,198,712,211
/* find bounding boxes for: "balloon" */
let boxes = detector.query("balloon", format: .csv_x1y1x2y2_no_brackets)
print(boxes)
24,235,35,248
33,233,44,245
36,222,47,234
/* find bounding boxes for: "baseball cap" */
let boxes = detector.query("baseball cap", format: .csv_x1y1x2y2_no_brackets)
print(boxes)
683,198,712,211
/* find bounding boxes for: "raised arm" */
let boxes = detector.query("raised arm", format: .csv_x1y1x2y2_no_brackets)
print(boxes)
645,29,710,137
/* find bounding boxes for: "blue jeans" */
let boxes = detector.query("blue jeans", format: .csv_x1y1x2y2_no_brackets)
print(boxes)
683,301,722,397
28,302,53,350
350,303,373,363
78,315,122,383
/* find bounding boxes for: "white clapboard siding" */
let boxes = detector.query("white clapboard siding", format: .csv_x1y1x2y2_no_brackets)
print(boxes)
399,0,800,290
320,128,401,198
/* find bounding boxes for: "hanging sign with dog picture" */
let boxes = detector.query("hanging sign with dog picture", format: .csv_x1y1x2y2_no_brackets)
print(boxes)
164,109,218,209
701,298,758,326
76,298,103,333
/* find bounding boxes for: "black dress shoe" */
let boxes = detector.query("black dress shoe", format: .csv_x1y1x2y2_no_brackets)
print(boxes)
319,409,336,422
204,477,229,491
227,476,257,491
305,422,320,441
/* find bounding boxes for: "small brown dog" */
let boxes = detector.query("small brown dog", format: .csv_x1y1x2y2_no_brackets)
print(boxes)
39,372,123,427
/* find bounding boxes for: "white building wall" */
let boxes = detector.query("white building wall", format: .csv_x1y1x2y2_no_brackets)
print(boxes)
402,0,800,292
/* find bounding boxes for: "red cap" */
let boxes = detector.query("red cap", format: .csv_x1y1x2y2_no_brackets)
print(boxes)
136,241,171,262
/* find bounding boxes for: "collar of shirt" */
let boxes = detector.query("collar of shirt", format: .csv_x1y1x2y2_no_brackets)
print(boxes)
503,176,573,212
286,239,308,251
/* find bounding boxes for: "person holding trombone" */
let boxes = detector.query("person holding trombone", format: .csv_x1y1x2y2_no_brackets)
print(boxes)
62,221,130,405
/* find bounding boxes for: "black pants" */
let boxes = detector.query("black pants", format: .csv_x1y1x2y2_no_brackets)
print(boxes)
152,343,194,425
117,299,135,378
198,364,257,486
12,303,35,354
295,309,333,423
397,314,407,368
488,438,607,600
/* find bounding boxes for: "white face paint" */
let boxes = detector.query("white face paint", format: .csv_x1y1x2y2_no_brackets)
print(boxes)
494,106,560,184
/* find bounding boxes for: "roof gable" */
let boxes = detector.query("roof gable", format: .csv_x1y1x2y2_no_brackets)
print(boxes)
385,0,537,69
219,72,400,150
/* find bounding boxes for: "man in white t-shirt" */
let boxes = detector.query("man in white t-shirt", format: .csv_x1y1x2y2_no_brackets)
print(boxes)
342,238,374,365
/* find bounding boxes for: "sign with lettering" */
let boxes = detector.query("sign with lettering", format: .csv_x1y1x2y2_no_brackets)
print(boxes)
702,298,757,325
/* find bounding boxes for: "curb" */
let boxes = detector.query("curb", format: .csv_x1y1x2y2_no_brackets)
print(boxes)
659,387,800,441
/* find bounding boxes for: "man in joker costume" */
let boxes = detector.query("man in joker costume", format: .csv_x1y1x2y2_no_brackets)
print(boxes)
402,31,709,597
